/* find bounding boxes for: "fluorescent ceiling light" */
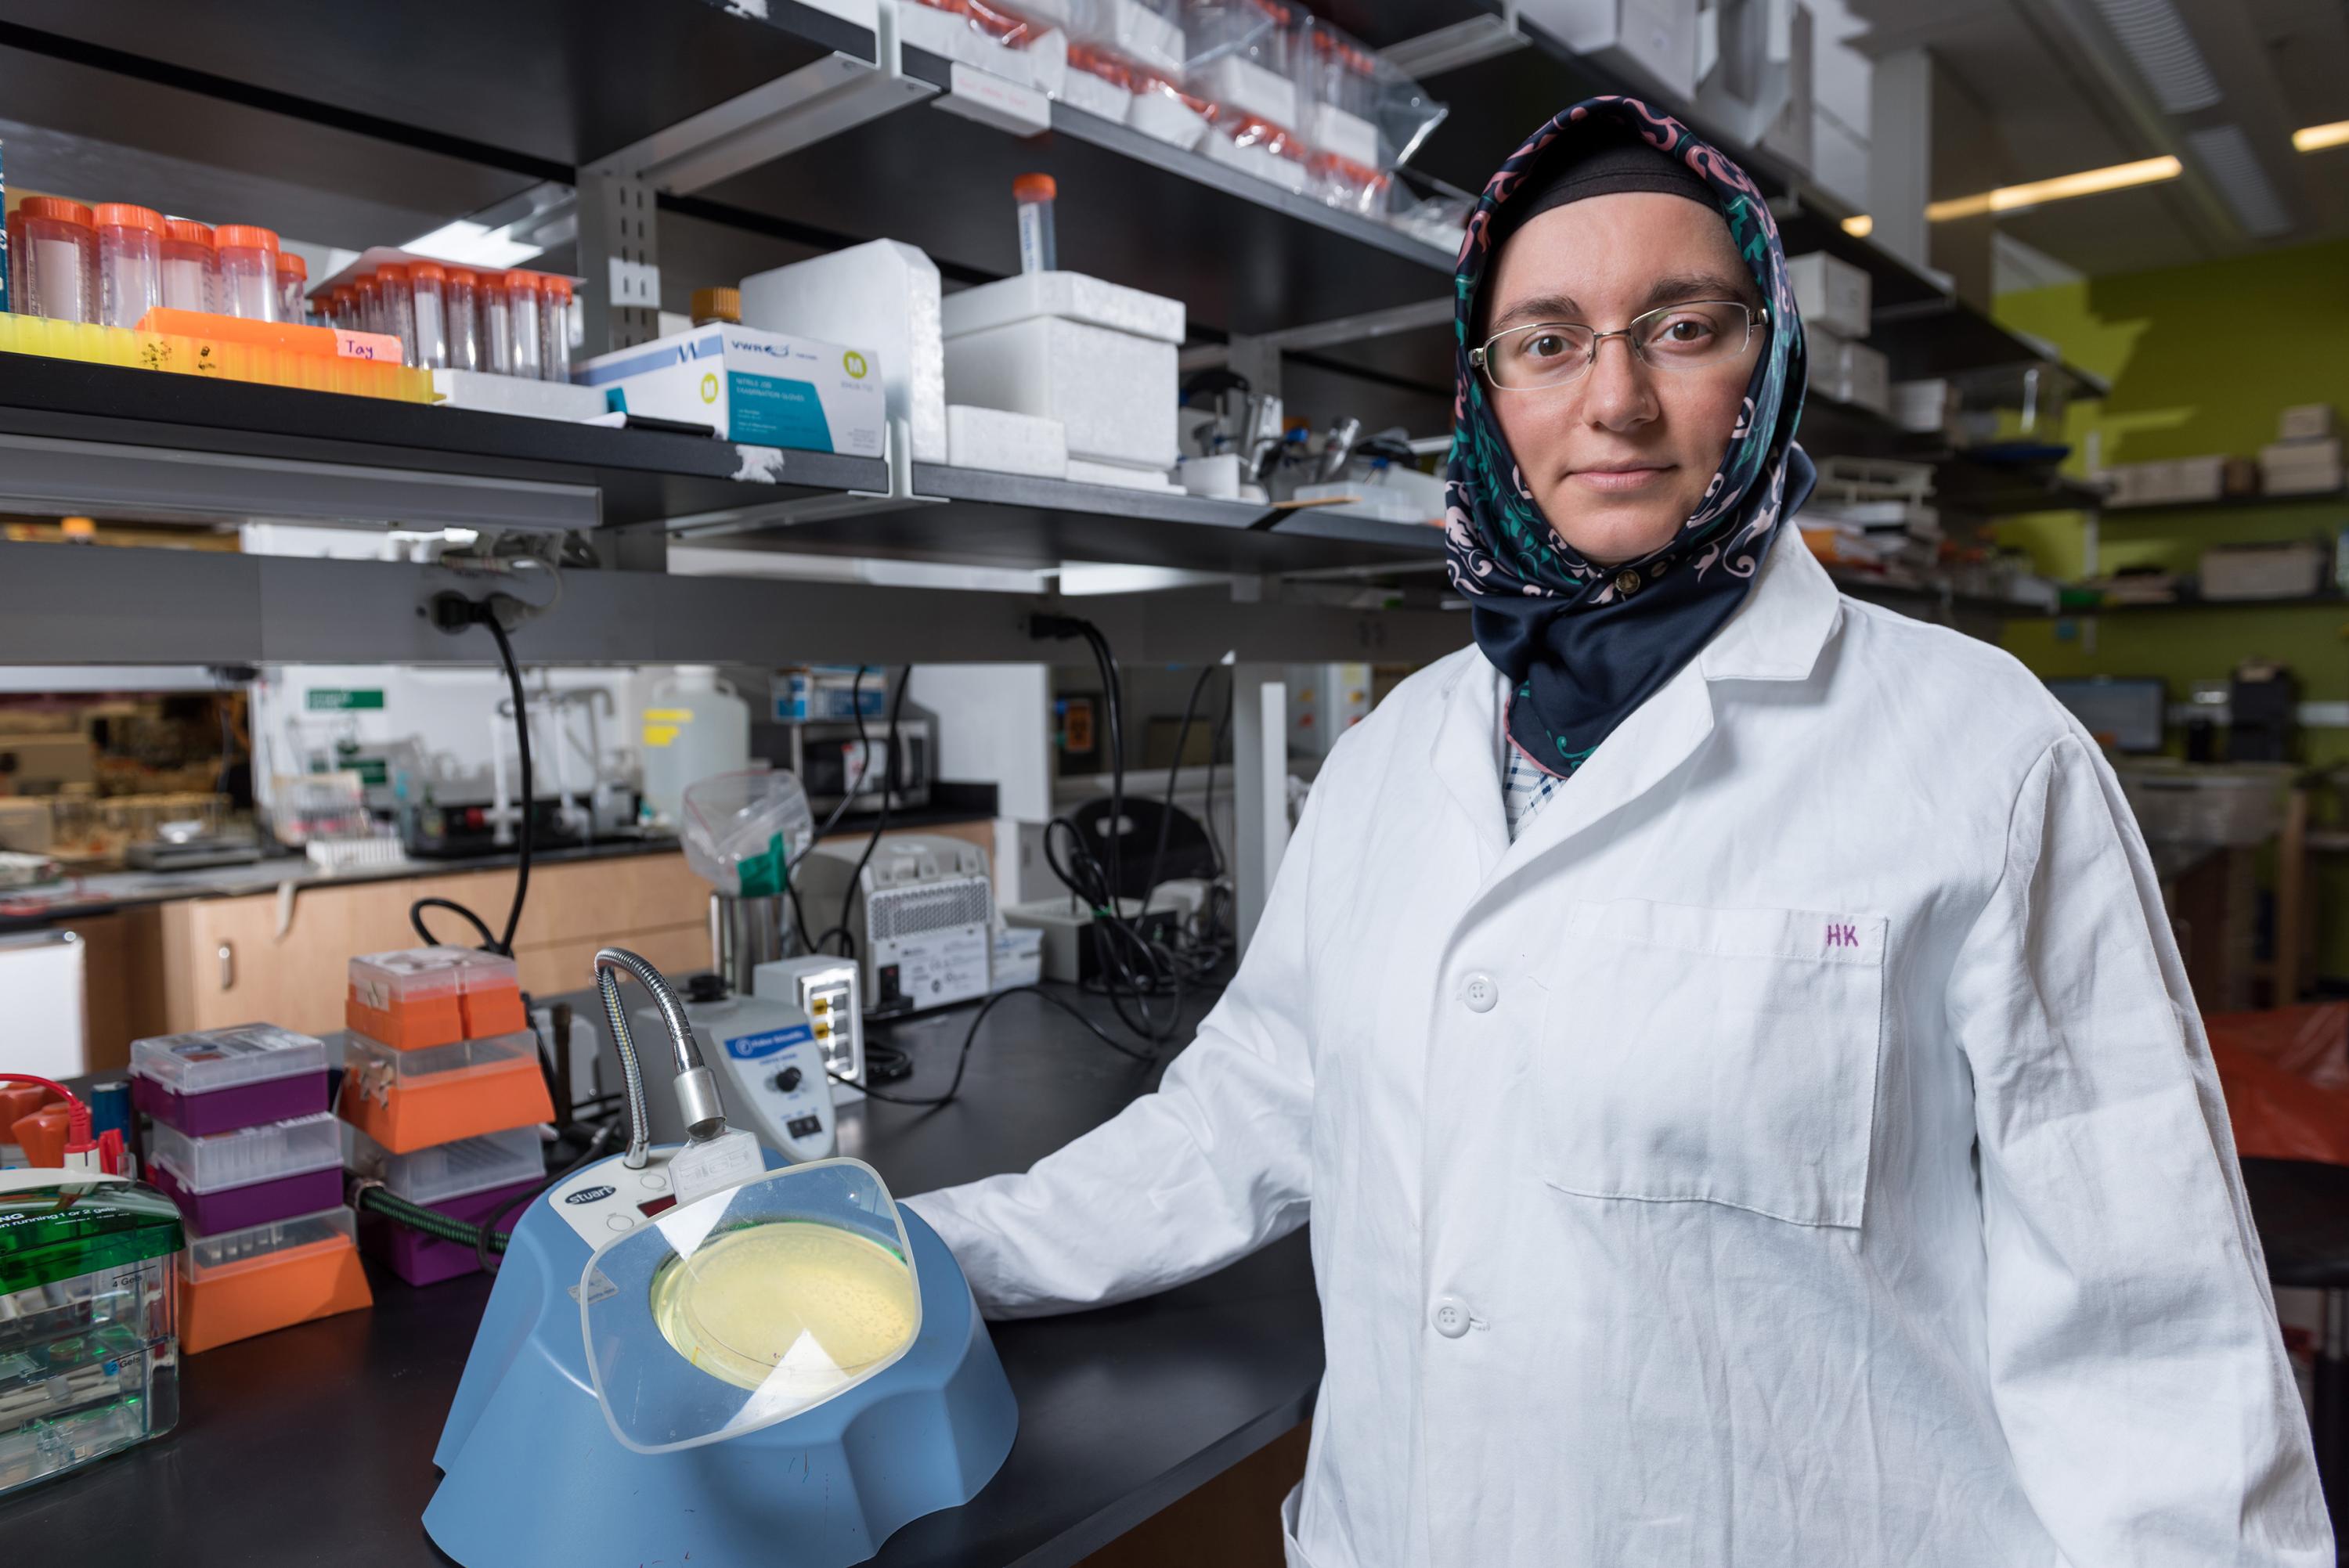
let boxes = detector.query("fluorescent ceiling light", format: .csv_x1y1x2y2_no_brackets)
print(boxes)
399,219,543,270
1840,214,1873,237
2183,124,2292,238
2090,0,2222,115
1925,156,2181,221
2296,120,2349,153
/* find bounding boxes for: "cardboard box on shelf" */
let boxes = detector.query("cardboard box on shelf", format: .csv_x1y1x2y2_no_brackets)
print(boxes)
2261,438,2344,496
573,323,886,456
2279,404,2337,442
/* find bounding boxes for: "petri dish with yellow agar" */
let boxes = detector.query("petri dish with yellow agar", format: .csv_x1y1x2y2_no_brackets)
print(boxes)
581,1158,923,1454
650,1220,916,1394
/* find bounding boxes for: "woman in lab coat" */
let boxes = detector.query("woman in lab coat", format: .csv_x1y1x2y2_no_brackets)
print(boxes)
908,99,2329,1566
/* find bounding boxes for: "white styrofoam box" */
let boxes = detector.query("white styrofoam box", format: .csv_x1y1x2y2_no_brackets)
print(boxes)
740,240,946,464
2280,404,2338,442
947,315,1177,468
1788,251,1871,340
1200,134,1311,193
431,369,607,422
894,0,985,66
2262,439,2344,495
1062,63,1131,122
1099,0,1185,77
1838,340,1889,417
1177,452,1243,499
1194,55,1297,129
1131,86,1211,147
2203,542,2326,601
2171,456,2228,503
1302,102,1380,169
1523,0,1698,101
1889,377,1958,436
944,270,1185,344
573,323,886,456
947,404,1070,478
1067,456,1184,491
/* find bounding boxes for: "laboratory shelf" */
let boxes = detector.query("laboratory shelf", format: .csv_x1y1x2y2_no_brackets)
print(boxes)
683,463,1449,576
2023,592,2349,618
687,50,1456,341
1928,456,2105,517
0,0,873,179
2100,488,2348,517
0,353,887,532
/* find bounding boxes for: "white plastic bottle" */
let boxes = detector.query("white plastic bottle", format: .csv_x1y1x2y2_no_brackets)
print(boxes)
640,666,751,827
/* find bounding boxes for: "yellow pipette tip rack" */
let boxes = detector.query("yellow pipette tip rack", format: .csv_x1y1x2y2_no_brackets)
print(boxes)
0,311,439,404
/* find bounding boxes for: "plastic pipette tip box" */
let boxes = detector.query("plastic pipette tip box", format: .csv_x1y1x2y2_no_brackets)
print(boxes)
146,1111,344,1233
129,1022,329,1135
334,1030,552,1155
363,1173,544,1288
347,946,525,1049
344,1124,546,1285
177,1206,371,1354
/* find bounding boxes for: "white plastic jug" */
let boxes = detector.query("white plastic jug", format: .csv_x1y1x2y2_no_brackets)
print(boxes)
640,667,750,827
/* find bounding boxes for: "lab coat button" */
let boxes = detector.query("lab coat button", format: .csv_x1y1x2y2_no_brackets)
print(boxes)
1431,1296,1470,1339
1461,974,1498,1013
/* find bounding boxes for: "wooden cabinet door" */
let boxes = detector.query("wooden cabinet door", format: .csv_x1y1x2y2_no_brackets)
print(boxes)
154,852,712,1036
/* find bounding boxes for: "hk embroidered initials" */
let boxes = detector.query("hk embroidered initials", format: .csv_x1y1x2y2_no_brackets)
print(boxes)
1826,922,1859,949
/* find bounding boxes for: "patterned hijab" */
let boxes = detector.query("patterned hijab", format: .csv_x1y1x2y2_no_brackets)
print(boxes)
1443,96,1814,778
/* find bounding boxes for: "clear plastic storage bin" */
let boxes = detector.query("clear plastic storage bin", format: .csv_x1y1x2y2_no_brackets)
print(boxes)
0,1177,181,1501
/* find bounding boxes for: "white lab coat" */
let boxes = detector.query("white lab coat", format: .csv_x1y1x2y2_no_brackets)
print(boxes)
909,537,2330,1567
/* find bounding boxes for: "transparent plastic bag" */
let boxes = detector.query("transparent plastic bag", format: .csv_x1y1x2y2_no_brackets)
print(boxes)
1289,17,1446,214
680,768,815,898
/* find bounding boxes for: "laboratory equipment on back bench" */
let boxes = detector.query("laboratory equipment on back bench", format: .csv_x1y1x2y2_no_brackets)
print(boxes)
639,972,836,1163
424,948,1017,1568
792,834,992,1017
756,954,866,1102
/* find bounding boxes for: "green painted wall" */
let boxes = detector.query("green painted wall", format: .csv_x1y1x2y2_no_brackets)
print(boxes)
1990,237,2349,977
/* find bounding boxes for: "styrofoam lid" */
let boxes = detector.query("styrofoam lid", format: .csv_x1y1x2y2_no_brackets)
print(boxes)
182,1205,356,1281
941,271,1186,344
343,1123,544,1206
130,1024,327,1093
147,1112,342,1194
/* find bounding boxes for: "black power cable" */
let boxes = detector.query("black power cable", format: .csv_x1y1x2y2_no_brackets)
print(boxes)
1029,616,1230,1047
813,666,913,961
409,596,534,957
839,984,1157,1108
1148,663,1220,897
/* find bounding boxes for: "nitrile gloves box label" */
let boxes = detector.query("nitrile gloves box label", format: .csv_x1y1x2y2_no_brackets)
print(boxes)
575,324,886,457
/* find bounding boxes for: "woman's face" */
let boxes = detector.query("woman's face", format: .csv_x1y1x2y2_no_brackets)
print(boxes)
1484,191,1762,568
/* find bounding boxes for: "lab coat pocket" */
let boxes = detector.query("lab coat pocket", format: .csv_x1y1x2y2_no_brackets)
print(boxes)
1539,899,1887,1228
